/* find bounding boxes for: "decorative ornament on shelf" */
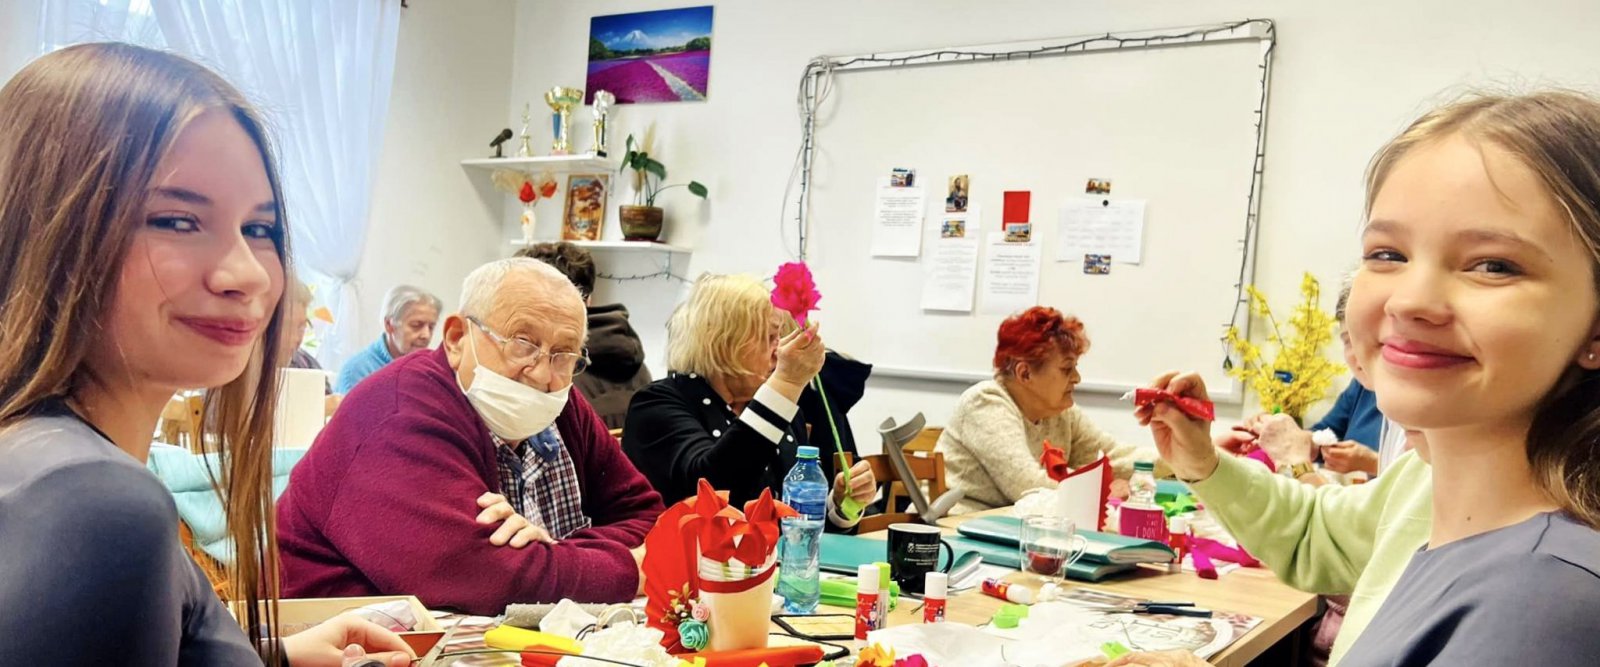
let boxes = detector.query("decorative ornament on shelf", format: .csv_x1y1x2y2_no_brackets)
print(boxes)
493,169,558,245
1223,272,1342,421
618,130,708,242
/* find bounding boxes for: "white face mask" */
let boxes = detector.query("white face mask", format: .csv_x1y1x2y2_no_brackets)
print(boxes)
460,324,570,441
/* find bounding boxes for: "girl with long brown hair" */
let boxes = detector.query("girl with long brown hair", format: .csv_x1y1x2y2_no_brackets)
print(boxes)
0,44,412,666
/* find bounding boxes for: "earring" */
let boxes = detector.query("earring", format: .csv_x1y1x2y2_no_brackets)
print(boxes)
1590,353,1597,362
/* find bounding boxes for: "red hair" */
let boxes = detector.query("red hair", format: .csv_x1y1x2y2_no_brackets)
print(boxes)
993,306,1089,376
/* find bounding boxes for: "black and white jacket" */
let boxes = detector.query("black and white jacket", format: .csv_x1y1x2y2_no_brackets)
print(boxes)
622,371,858,528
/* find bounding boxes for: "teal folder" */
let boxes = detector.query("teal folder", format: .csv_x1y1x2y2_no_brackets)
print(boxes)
818,532,1138,583
955,516,1176,565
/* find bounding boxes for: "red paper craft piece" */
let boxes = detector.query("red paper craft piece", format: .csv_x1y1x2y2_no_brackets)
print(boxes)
1130,388,1215,421
1002,191,1031,223
1040,441,1071,482
518,181,536,204
771,262,821,327
642,479,797,652
1043,448,1114,532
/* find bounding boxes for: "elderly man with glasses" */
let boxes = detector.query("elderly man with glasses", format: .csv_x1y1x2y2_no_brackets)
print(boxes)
276,259,664,614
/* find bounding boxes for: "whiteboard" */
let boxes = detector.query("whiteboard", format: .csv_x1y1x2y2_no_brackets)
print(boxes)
799,23,1273,398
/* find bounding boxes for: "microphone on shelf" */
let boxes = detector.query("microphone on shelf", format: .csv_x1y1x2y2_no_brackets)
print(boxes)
489,128,513,158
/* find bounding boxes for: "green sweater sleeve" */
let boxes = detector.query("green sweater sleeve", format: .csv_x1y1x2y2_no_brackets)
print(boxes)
1189,453,1409,596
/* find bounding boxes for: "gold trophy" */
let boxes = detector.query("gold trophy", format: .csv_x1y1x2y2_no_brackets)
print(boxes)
590,90,615,157
544,86,584,155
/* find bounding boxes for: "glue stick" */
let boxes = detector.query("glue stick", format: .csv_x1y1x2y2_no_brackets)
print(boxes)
980,578,1034,604
873,561,892,629
923,572,948,623
855,564,879,640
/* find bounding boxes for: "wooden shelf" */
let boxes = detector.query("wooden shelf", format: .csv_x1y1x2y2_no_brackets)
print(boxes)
507,239,691,254
461,153,616,173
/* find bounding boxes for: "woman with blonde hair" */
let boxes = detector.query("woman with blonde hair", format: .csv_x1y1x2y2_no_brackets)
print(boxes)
623,274,876,526
1112,91,1600,666
0,44,412,665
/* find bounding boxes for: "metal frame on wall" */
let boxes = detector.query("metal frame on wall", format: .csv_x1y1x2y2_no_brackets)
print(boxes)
784,19,1277,383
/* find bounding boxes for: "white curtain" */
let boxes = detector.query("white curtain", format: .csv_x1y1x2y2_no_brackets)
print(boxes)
39,0,166,50
38,0,402,368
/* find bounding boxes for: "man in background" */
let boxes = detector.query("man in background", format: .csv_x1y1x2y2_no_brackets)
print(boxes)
516,243,651,429
335,284,441,394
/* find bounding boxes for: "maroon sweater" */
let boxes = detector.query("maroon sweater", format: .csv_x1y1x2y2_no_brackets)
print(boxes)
277,347,663,614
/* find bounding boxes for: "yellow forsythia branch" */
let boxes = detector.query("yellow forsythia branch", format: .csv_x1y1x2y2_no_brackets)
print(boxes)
1224,272,1342,420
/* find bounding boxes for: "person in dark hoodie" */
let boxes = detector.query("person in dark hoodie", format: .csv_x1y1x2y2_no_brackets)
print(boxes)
516,243,651,428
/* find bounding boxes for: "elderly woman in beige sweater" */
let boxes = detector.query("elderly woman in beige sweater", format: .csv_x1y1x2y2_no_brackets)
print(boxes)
937,307,1149,513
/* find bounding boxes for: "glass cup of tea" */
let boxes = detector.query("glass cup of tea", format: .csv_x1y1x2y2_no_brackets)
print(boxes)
1019,515,1089,585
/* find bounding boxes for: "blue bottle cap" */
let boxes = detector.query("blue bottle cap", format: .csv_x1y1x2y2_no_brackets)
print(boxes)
797,445,819,459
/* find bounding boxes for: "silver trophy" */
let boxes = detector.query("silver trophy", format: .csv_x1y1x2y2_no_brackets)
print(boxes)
590,90,615,157
517,103,533,157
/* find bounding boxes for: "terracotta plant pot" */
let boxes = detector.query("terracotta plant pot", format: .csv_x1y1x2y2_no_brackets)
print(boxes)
619,205,664,242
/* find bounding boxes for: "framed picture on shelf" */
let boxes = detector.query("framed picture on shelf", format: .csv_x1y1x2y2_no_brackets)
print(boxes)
562,173,608,241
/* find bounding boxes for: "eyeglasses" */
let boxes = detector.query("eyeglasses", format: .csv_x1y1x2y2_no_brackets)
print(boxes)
468,317,589,378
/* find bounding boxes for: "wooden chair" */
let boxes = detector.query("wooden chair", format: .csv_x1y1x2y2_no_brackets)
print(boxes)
889,450,949,514
159,394,205,453
844,453,916,533
837,436,952,532
902,426,944,453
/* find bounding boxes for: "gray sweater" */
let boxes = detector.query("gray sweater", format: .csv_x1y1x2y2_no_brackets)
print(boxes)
936,380,1147,513
1339,511,1600,666
0,405,261,665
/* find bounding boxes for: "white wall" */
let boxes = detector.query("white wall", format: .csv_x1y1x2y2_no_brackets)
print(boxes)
0,0,43,82
506,0,1600,450
352,0,520,347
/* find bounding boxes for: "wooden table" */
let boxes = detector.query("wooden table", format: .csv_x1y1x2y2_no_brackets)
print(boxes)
813,511,1319,666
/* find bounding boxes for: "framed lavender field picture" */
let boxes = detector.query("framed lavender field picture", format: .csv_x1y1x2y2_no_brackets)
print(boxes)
586,6,713,104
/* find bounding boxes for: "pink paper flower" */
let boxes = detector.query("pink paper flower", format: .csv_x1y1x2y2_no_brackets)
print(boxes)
895,656,930,667
771,262,821,326
690,599,710,622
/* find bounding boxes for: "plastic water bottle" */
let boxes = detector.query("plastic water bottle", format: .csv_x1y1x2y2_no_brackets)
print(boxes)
778,446,828,613
1119,461,1167,542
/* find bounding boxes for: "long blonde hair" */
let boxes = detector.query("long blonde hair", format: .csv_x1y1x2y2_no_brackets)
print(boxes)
1364,90,1600,528
666,274,775,377
0,43,288,659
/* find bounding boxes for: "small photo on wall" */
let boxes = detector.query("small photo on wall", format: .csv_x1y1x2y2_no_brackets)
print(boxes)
562,173,609,241
1004,222,1032,243
945,174,969,212
941,218,966,238
1085,178,1112,195
1084,253,1112,274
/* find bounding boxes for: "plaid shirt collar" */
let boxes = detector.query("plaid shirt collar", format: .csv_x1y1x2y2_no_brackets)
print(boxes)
491,426,592,539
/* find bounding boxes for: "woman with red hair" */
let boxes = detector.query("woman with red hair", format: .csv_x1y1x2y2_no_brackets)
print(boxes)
936,306,1151,513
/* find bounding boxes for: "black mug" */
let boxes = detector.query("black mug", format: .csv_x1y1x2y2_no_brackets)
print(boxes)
887,522,954,595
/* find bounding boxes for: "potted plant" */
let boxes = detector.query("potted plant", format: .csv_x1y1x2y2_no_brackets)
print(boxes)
619,134,708,242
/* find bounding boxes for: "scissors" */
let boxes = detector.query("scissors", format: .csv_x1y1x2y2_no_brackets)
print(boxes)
1081,600,1215,618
